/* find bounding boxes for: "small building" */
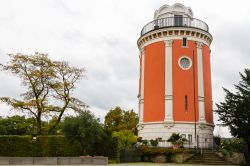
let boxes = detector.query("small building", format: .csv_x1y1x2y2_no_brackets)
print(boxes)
137,3,213,148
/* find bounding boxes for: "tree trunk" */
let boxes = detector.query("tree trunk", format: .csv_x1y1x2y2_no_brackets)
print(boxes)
247,140,250,165
37,112,42,135
244,137,250,166
47,110,65,134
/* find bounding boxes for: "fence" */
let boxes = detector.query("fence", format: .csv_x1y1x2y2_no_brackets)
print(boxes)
141,17,209,36
157,133,215,150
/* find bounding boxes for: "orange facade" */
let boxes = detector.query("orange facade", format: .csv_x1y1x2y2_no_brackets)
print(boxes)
140,39,212,123
172,40,199,122
143,42,165,122
202,45,213,123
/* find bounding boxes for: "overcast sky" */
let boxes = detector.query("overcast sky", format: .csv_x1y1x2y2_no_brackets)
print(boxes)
0,0,249,137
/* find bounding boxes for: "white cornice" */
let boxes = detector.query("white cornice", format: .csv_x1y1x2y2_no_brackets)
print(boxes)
137,27,212,49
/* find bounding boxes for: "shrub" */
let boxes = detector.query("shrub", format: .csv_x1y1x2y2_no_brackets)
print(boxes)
138,146,194,162
150,139,159,147
120,148,141,163
142,140,148,145
37,135,81,157
137,137,142,142
167,133,187,145
0,135,118,158
220,138,245,153
138,145,193,156
113,130,137,150
214,135,221,147
63,111,106,155
0,135,35,156
221,148,230,157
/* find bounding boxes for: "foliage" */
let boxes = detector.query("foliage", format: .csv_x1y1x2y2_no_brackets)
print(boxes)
0,115,35,135
95,130,119,161
113,129,137,149
0,135,119,158
214,135,221,147
36,135,81,156
0,135,80,157
137,137,142,142
167,133,187,145
215,69,250,141
142,140,148,145
138,145,193,156
62,110,119,160
62,110,105,155
119,148,141,163
215,69,250,163
104,106,138,134
150,139,159,147
220,138,245,153
0,53,87,134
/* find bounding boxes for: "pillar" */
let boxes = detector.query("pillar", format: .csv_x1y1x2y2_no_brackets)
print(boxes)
196,41,206,123
164,40,174,124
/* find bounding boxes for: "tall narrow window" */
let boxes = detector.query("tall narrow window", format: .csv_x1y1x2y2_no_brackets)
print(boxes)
185,95,188,112
182,37,187,47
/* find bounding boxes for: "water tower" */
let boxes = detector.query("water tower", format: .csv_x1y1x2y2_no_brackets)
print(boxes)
137,3,213,148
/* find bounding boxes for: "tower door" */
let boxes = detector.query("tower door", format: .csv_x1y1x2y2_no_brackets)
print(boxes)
174,15,183,26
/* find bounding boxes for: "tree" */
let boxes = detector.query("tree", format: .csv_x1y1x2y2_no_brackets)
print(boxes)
113,130,137,149
62,111,106,155
0,115,34,135
0,53,87,134
215,68,250,163
104,106,138,134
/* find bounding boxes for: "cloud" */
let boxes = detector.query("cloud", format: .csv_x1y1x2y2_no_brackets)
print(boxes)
0,0,250,138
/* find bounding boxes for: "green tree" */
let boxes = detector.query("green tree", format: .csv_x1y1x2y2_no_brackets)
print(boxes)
104,106,138,134
0,116,35,135
113,130,137,149
0,53,87,135
62,111,105,155
215,68,250,163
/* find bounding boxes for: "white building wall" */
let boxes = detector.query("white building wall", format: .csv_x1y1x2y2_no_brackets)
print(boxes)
138,122,214,148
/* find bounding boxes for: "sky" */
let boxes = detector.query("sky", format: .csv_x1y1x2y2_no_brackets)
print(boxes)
0,0,250,138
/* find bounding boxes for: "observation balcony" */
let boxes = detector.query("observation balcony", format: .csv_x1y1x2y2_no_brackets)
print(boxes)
141,17,209,36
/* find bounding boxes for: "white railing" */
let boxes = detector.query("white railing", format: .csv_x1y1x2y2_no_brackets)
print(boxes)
141,17,209,36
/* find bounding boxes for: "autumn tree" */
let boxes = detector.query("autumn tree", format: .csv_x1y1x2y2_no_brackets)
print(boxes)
0,53,87,135
215,69,250,164
104,106,138,134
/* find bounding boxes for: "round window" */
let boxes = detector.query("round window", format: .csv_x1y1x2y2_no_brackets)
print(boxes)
178,56,192,70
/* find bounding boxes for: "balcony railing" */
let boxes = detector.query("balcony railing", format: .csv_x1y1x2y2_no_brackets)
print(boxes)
141,17,209,36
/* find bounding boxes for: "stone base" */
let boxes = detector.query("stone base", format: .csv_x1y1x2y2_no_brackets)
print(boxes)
138,121,214,148
151,155,166,163
0,157,108,165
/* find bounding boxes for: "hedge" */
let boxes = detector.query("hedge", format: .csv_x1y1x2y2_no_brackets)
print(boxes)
0,135,118,158
138,146,194,162
138,145,194,156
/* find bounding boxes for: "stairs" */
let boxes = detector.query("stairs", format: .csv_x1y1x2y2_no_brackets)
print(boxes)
188,149,229,165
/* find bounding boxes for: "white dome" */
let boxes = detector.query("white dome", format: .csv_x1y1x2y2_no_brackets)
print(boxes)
154,3,193,20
